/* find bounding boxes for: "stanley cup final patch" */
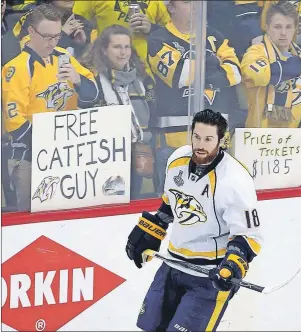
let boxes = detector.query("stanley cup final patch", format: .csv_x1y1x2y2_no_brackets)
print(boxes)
173,170,184,187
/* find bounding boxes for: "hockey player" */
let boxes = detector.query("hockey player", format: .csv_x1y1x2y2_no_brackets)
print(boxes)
126,109,262,332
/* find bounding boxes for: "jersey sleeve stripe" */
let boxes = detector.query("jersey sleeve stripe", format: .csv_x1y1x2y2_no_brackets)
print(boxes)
168,157,191,171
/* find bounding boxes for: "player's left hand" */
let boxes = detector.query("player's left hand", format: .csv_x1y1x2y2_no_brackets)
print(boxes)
129,13,151,34
57,63,81,85
209,249,249,292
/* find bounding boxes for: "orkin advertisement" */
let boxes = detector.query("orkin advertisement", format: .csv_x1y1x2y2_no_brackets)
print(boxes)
31,106,132,212
2,236,125,331
234,128,301,190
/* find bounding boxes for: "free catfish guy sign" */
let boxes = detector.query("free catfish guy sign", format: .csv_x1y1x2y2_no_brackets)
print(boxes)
31,106,132,212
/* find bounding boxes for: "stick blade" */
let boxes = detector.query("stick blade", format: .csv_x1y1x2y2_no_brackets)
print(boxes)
262,268,301,294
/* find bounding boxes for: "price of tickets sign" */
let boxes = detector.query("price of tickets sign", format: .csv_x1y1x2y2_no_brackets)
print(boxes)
234,128,301,190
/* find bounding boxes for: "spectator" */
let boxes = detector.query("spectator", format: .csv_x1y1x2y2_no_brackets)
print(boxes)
1,0,26,66
2,3,99,211
81,25,155,200
73,0,170,73
148,0,241,194
36,0,94,58
3,0,93,65
241,1,301,128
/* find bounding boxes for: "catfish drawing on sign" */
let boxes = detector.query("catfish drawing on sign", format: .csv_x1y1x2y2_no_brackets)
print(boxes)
169,189,207,226
32,176,60,203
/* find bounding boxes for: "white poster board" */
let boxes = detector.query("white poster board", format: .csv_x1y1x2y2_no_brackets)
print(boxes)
234,128,301,190
31,106,132,212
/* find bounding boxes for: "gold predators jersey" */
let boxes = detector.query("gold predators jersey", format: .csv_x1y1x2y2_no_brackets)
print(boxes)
73,0,170,68
148,21,241,147
241,36,301,128
161,145,262,274
2,46,97,134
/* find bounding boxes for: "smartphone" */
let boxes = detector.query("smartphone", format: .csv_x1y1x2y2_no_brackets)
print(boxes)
128,3,140,19
58,54,70,70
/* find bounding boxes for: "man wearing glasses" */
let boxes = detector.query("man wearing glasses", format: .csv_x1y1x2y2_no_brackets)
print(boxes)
2,3,98,211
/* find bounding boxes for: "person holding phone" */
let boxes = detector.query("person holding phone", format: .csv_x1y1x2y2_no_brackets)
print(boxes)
73,0,170,75
2,3,99,212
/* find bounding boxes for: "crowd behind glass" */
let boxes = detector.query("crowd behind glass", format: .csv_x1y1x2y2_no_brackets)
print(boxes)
1,0,301,212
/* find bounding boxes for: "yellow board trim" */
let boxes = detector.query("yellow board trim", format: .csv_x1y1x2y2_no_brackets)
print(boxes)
205,291,231,332
168,157,191,171
208,170,216,196
138,217,166,241
169,241,226,259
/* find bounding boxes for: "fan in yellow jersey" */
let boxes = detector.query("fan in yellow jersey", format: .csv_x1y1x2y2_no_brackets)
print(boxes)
2,4,98,211
241,1,301,128
73,0,170,72
148,0,241,194
2,0,94,66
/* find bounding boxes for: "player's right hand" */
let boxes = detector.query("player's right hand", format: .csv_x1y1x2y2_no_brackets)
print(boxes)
209,250,248,292
126,211,167,268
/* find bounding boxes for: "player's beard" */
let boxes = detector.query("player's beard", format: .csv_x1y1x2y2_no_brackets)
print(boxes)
192,143,219,165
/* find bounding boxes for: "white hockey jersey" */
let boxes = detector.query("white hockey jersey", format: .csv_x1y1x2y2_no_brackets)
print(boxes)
160,145,263,273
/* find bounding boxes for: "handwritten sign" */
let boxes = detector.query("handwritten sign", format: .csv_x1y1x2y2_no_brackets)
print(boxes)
234,128,301,190
31,106,132,212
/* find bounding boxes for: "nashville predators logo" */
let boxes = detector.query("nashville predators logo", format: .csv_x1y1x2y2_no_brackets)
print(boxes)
169,189,207,226
37,82,74,111
32,176,60,203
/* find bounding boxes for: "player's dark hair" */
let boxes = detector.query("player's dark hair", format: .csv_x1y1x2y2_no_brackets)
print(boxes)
81,24,146,79
266,1,298,27
26,3,62,28
192,109,228,140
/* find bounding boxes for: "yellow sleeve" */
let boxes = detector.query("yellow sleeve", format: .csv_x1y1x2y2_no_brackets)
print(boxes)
70,56,96,82
2,62,30,133
153,0,170,26
241,44,271,87
217,39,242,86
72,0,94,21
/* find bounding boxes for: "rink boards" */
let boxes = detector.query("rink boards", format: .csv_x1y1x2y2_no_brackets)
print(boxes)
2,197,301,331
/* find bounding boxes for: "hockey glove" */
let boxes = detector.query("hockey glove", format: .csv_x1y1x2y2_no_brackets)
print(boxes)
126,211,167,268
209,246,249,292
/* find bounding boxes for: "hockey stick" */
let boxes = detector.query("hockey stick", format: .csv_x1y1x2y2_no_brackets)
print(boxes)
143,249,301,294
